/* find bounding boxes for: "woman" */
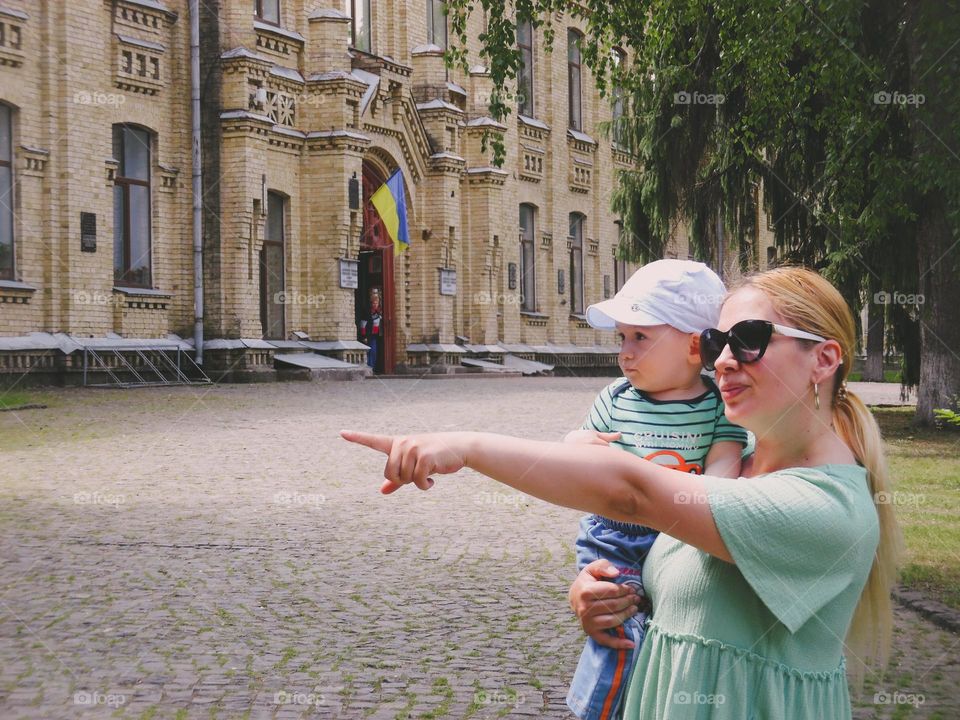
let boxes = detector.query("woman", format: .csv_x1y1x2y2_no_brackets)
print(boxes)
342,267,901,719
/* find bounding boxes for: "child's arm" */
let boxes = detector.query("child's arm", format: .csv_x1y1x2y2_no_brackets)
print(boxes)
703,441,743,478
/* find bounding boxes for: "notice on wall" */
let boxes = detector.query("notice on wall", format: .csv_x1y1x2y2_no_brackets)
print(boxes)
339,258,359,289
439,268,457,296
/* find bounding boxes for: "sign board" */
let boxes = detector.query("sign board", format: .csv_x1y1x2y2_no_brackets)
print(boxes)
439,268,457,296
339,258,359,289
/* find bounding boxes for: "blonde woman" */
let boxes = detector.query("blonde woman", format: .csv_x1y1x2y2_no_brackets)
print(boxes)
342,267,901,719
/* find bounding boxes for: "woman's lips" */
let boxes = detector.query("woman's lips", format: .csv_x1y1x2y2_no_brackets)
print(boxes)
719,384,747,400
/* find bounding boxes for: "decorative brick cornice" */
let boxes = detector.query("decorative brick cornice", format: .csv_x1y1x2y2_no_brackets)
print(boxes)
220,110,273,140
0,5,26,68
305,129,371,154
21,146,48,177
464,167,508,186
428,152,465,175
350,48,413,79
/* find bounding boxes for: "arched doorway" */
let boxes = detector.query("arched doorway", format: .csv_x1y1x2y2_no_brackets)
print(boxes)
357,157,397,374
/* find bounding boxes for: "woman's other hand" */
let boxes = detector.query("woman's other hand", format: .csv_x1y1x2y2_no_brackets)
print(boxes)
569,559,645,650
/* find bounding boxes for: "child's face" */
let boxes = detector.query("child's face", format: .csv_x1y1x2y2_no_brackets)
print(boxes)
615,323,702,393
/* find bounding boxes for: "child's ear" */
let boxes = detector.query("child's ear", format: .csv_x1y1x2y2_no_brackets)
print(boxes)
687,333,702,366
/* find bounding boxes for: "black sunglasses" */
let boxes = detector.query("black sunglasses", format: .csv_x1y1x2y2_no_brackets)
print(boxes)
699,320,826,371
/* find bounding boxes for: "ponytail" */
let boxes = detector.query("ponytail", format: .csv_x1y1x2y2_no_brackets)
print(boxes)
832,389,904,689
733,266,903,690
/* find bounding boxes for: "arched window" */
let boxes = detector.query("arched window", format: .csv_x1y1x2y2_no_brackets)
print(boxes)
519,204,537,312
517,20,534,117
112,124,153,287
427,0,447,49
567,29,583,131
569,212,585,314
0,104,14,280
347,0,372,52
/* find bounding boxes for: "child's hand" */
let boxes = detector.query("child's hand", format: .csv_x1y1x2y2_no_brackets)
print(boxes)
563,429,622,446
340,430,469,494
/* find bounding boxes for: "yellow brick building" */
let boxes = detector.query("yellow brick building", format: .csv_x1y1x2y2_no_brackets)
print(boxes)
0,0,774,385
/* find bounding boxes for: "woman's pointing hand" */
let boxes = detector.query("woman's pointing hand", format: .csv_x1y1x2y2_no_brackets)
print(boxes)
340,430,470,494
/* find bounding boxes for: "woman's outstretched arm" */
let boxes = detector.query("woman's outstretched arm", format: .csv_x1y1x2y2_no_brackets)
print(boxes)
341,430,732,562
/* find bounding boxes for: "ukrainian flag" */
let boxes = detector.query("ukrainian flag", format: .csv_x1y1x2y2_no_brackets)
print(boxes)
370,169,410,254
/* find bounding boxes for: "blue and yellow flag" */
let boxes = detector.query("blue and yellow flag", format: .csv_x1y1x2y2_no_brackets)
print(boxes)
370,169,410,254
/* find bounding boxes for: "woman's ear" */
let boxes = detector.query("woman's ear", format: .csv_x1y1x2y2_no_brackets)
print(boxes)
812,339,843,385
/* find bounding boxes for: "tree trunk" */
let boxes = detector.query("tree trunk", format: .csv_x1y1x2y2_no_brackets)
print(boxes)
908,0,960,424
915,192,960,423
862,278,885,382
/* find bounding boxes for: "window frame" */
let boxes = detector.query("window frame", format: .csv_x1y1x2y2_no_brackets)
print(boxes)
517,20,534,118
569,212,585,315
427,0,447,49
254,0,281,26
519,203,537,313
614,221,630,291
260,190,287,339
348,0,372,53
611,48,627,148
567,28,583,131
113,124,153,288
0,104,14,281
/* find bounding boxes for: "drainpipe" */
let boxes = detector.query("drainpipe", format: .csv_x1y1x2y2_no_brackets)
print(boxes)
190,0,204,364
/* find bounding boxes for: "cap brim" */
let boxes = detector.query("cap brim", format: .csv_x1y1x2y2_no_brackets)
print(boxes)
585,299,667,330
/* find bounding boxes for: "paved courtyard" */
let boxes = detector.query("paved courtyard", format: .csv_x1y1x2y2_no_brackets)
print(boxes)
0,377,953,719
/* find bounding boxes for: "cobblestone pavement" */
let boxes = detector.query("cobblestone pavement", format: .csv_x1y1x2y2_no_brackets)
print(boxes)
0,377,954,719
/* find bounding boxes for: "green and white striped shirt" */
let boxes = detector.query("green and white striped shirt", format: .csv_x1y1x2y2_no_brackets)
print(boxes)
583,376,749,474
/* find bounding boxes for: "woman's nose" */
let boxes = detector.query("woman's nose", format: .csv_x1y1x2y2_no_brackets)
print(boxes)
712,343,739,373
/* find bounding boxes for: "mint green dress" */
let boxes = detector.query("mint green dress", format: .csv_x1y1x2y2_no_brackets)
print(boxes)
621,465,879,719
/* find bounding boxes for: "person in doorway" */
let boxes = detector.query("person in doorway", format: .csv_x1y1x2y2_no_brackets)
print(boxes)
359,287,383,371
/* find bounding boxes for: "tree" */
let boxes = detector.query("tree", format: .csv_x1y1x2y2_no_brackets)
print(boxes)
444,0,959,425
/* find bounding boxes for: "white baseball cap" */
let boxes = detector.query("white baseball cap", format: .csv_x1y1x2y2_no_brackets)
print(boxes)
586,259,727,333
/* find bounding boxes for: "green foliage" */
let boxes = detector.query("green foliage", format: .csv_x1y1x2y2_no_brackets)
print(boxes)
443,0,960,395
934,408,960,427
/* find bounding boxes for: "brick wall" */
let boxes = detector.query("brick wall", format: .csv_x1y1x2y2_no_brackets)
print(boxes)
0,0,775,363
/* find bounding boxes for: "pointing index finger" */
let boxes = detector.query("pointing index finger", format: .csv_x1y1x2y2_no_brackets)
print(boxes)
340,430,395,454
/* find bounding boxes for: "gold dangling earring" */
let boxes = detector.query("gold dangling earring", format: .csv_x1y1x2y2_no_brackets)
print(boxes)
814,382,820,410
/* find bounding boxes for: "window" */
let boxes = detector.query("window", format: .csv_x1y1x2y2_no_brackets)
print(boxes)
568,29,583,131
347,0,371,52
611,48,627,147
254,0,280,24
614,222,629,291
427,0,447,49
569,212,585,314
260,191,286,339
113,125,152,287
519,204,537,312
517,20,534,117
0,104,13,280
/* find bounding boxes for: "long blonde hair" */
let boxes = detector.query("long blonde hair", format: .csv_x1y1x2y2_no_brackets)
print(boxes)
733,266,903,688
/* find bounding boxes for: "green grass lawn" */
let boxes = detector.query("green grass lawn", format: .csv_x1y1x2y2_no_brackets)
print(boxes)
0,391,36,410
848,369,902,383
873,407,960,609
